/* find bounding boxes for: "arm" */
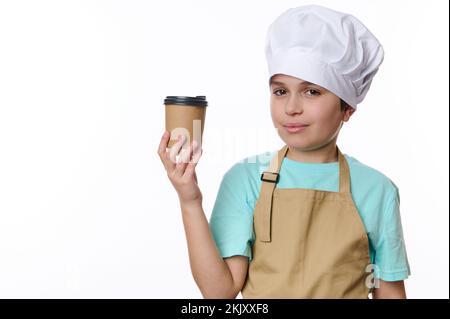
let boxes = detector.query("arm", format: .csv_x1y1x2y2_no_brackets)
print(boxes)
181,201,249,298
370,186,410,299
372,280,407,299
158,131,248,298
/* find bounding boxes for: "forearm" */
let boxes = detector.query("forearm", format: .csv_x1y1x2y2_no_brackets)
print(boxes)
372,280,407,299
180,200,237,298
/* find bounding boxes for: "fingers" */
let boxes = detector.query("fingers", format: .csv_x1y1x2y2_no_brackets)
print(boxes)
173,143,191,176
174,138,199,176
157,130,174,171
169,134,187,164
158,131,203,181
183,140,203,179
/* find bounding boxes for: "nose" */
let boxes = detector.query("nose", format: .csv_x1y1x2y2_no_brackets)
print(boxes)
285,94,303,115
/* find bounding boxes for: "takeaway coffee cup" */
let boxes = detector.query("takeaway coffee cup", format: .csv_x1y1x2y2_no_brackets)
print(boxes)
164,95,207,149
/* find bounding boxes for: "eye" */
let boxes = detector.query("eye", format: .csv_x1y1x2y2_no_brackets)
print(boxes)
273,89,286,96
306,89,320,96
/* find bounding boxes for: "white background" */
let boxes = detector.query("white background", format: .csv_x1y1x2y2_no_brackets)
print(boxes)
0,0,448,298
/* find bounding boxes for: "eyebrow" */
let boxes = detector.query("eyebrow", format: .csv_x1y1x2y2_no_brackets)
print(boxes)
270,80,315,87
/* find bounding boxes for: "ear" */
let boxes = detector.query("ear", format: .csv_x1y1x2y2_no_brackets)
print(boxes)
342,106,356,122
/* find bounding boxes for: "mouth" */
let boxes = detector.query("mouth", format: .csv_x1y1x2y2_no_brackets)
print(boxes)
283,123,309,133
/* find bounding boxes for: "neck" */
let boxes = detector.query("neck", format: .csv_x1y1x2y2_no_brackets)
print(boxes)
286,140,338,163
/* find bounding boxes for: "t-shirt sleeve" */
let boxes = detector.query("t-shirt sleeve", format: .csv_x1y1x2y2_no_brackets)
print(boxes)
209,164,255,260
373,185,411,281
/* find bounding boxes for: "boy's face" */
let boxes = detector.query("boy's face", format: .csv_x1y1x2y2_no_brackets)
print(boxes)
270,74,354,151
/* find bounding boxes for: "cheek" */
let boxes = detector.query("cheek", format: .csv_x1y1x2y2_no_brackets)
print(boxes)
270,103,281,121
309,106,339,124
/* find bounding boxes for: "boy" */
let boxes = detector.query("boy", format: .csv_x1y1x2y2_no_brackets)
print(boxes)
158,5,410,298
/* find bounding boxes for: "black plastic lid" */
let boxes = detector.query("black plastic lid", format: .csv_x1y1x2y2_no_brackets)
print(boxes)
164,96,208,107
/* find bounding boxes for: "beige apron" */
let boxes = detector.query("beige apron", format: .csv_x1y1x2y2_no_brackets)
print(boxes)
242,145,372,298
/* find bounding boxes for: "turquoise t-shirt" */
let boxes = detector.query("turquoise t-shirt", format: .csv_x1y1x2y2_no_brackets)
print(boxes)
209,149,411,282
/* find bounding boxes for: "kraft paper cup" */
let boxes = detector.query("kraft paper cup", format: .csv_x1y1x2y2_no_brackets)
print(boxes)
164,96,207,149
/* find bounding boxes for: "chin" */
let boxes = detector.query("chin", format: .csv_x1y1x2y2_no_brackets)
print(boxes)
280,134,314,150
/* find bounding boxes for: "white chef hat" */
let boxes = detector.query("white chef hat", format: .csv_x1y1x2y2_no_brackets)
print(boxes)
265,4,384,109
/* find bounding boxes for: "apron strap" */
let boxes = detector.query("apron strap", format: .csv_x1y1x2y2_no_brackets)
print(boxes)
257,145,351,242
257,145,288,242
337,146,351,194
